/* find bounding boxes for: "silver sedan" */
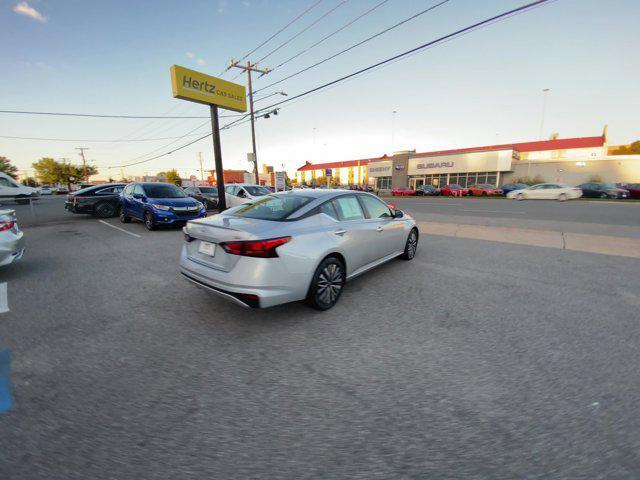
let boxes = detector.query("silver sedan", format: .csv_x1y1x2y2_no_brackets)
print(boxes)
180,190,419,310
0,209,25,267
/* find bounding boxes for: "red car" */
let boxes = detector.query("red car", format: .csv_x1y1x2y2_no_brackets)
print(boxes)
440,184,469,196
467,184,503,196
392,187,416,196
621,183,640,199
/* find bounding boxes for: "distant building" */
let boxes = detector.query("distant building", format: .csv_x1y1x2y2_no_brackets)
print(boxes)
296,127,640,189
207,170,252,185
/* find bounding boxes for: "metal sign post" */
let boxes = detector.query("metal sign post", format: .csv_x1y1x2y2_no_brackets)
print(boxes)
325,168,332,189
210,105,226,211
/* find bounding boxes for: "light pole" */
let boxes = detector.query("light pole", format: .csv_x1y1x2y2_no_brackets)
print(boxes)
391,110,398,151
538,88,550,140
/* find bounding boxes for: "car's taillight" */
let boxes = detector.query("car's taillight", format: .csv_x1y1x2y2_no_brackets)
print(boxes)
0,221,15,232
220,236,291,258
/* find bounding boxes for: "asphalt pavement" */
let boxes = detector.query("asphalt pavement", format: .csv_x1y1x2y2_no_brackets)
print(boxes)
1,196,639,479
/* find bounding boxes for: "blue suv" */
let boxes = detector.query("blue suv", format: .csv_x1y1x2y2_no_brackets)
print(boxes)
120,182,206,230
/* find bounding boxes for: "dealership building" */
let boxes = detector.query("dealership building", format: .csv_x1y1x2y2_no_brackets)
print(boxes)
296,128,640,189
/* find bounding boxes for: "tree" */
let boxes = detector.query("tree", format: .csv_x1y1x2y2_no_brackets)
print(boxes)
21,177,37,187
32,158,97,187
0,156,18,179
165,169,181,186
611,140,640,155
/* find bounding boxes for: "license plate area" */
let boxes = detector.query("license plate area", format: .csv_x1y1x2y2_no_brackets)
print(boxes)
198,241,216,257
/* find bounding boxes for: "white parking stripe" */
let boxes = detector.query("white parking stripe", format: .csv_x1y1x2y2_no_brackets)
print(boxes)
0,283,8,314
460,209,526,214
98,220,142,238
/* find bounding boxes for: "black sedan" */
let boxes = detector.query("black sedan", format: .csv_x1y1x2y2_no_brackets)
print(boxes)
65,183,126,218
184,186,219,210
577,182,630,199
415,184,441,196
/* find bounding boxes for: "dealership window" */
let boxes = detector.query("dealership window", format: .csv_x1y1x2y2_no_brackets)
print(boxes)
376,177,392,189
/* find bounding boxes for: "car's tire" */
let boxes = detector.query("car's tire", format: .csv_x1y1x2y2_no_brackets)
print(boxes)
400,228,419,260
558,193,568,202
120,208,131,223
144,211,157,230
306,256,346,310
94,201,117,218
482,192,488,196
516,193,524,201
599,192,607,199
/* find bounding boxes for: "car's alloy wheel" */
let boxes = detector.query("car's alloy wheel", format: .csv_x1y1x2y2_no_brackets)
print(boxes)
401,228,418,260
144,211,157,230
558,193,567,202
516,193,524,201
600,192,607,199
307,257,345,310
94,202,116,218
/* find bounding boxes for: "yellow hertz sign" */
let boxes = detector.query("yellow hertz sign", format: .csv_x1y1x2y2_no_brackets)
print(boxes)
170,65,247,112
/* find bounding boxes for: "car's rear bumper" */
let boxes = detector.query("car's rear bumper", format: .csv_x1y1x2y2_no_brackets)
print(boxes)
179,248,304,308
0,231,25,267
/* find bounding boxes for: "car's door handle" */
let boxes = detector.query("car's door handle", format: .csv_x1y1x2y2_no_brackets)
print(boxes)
334,229,346,236
376,226,384,232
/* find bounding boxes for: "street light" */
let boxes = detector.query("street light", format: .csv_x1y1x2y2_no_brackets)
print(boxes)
538,88,550,140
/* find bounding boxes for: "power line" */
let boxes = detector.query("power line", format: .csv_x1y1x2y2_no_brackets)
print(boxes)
0,110,243,119
107,0,555,171
254,0,451,95
254,0,349,65
255,0,553,114
0,133,209,142
272,0,391,72
237,0,326,64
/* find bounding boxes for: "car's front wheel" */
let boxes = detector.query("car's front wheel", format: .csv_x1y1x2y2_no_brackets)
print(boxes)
400,228,418,260
599,192,608,199
558,193,568,202
516,193,525,201
306,257,345,310
144,211,157,230
120,208,131,223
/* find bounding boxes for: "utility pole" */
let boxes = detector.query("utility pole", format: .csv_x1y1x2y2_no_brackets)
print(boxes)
227,60,271,184
198,152,204,181
538,88,550,141
75,147,89,182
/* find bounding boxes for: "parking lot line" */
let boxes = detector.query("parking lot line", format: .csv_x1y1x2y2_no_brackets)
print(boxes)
98,220,142,238
0,283,8,314
460,209,527,214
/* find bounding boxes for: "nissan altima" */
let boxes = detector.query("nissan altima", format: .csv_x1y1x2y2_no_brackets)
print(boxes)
180,190,419,310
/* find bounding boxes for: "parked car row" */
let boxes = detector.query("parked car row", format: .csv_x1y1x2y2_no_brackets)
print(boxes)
388,181,638,201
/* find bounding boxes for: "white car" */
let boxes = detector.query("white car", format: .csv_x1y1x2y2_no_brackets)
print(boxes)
39,186,53,195
224,184,272,208
181,190,419,310
506,183,582,201
0,172,38,204
0,209,25,267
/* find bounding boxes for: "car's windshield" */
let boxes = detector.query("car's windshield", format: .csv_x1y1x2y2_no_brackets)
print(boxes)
198,187,218,194
143,184,187,198
227,194,313,220
244,186,271,196
600,183,616,189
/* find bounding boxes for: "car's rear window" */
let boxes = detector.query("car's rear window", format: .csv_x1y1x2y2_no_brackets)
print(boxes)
228,195,313,220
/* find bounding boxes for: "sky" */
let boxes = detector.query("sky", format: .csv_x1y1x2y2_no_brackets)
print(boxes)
1,0,639,180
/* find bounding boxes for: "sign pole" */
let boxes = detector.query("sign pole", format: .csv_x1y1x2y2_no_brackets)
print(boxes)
210,104,227,211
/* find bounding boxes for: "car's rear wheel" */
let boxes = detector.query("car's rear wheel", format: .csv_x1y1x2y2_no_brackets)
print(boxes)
94,201,117,218
306,257,345,310
599,192,607,199
401,228,418,260
120,209,131,223
516,193,524,201
558,193,568,202
144,211,157,230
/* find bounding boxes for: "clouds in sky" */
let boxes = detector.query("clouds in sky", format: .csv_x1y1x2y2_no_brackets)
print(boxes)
186,52,206,66
13,1,47,23
218,0,228,14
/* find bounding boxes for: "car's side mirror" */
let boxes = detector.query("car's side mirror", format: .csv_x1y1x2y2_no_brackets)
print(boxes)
133,193,144,200
393,209,404,218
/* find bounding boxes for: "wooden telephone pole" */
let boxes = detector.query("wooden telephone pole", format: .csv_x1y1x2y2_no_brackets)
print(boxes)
75,147,89,182
227,60,271,184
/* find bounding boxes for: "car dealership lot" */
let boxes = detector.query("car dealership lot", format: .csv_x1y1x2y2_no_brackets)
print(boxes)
1,196,640,478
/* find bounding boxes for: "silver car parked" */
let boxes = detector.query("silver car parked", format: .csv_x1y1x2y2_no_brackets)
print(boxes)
0,209,25,267
180,190,419,310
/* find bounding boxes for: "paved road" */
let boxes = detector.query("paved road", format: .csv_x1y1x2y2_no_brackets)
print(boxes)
390,196,640,238
1,200,639,478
